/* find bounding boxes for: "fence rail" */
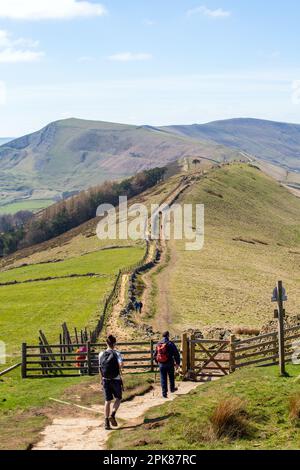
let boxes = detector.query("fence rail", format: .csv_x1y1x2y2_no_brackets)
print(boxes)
20,324,300,379
22,340,157,378
0,363,21,377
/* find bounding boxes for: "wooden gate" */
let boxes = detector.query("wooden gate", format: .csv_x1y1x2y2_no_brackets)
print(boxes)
181,334,232,379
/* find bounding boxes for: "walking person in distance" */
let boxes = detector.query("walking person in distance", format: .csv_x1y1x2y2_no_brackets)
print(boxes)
154,331,180,398
99,335,124,430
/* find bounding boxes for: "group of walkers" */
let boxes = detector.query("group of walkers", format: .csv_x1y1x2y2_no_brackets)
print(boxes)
133,300,143,314
99,332,180,430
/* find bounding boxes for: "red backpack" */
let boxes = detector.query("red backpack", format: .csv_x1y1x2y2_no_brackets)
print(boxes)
156,342,170,363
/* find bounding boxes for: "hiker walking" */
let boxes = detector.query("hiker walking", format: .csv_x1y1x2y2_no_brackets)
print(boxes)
99,335,124,430
154,331,180,398
76,345,88,376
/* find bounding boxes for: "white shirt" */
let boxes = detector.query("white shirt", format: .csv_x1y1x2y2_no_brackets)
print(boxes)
99,349,123,380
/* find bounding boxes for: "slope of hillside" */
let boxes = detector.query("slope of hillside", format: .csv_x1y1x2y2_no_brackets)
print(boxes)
109,364,300,450
163,118,300,171
147,163,300,332
0,118,240,211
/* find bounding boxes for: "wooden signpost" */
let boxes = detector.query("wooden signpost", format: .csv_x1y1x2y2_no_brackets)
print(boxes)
272,280,287,376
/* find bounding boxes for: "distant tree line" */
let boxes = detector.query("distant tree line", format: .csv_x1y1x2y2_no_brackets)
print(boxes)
0,167,166,257
0,211,33,257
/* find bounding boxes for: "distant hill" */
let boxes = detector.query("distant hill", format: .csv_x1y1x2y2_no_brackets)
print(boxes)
163,118,300,171
0,118,240,212
0,137,13,146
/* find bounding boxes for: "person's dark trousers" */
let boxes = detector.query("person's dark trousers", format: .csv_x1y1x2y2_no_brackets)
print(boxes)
159,363,175,396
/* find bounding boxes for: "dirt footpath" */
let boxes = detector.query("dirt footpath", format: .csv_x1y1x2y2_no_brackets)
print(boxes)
33,381,200,451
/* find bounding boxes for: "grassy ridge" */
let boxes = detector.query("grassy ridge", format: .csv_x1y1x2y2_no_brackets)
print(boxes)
155,164,300,331
109,364,300,450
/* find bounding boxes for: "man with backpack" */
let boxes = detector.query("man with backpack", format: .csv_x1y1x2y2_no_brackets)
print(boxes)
99,335,124,430
154,331,181,398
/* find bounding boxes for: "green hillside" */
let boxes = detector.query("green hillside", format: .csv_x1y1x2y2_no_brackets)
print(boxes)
148,163,300,332
0,246,144,362
0,118,240,211
0,173,176,451
109,364,300,450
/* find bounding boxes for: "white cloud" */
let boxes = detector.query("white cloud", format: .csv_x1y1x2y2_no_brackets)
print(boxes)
187,5,231,18
0,30,44,63
108,52,152,62
0,0,107,20
0,81,7,104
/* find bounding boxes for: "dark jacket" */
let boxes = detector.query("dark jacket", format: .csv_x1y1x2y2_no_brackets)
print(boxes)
154,337,181,366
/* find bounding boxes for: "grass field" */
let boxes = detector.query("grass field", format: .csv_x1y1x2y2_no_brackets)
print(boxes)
0,246,144,362
0,199,54,214
0,247,144,283
109,364,300,450
151,164,300,332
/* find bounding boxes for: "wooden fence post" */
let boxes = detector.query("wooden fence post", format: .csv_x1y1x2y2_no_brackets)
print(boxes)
229,335,236,373
277,281,286,376
189,334,195,376
181,333,188,378
150,339,154,372
21,343,27,379
86,341,92,376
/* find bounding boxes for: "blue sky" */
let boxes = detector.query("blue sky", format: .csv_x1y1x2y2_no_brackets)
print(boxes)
0,0,300,135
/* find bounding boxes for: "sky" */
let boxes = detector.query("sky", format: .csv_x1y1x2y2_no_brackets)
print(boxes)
0,0,300,136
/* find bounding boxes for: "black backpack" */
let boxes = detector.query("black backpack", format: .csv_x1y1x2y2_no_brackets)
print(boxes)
100,350,120,379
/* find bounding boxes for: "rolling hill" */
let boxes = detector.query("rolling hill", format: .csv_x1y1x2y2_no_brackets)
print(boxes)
163,118,300,172
145,163,300,332
0,118,241,213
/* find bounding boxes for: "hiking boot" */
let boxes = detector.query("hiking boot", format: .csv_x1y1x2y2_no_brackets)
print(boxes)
109,414,118,427
104,418,111,430
171,387,178,393
163,393,168,399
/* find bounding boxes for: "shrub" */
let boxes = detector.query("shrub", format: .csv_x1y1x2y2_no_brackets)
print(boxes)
233,327,260,336
210,397,251,440
289,394,300,423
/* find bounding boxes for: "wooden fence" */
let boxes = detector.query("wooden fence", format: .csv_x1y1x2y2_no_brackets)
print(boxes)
20,325,300,379
21,340,158,378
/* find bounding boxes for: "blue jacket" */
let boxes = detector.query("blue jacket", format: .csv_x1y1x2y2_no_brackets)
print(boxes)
154,338,181,366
